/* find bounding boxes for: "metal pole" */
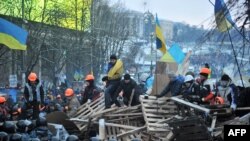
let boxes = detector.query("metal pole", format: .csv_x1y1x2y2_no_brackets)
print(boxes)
39,51,42,79
91,45,93,74
171,97,211,114
21,0,26,87
150,34,153,75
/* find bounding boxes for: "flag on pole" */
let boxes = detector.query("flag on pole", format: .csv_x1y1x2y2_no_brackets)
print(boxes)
215,0,234,32
160,51,175,62
155,15,167,54
0,18,28,50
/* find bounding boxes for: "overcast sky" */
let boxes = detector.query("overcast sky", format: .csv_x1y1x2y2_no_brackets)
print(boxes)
110,0,215,27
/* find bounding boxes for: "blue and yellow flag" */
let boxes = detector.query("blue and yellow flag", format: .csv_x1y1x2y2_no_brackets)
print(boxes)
169,43,185,64
155,15,166,54
215,0,234,32
0,18,28,50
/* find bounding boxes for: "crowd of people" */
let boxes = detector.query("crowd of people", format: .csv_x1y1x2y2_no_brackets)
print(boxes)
157,64,250,113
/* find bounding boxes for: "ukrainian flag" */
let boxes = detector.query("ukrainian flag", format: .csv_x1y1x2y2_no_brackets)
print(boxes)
155,15,166,54
0,18,28,50
215,0,234,32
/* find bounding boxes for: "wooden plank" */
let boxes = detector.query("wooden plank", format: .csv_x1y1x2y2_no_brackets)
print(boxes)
107,116,143,123
117,126,146,138
104,113,142,117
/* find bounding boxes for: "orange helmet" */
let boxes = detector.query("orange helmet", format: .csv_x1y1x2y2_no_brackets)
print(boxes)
28,72,37,81
0,96,6,104
85,74,95,81
200,68,210,75
65,88,74,97
215,96,225,104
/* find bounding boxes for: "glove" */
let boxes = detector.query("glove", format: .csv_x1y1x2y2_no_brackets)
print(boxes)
87,99,91,103
230,104,237,111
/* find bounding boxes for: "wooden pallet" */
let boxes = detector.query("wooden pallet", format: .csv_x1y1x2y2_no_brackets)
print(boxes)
168,116,212,141
140,95,177,133
73,94,106,131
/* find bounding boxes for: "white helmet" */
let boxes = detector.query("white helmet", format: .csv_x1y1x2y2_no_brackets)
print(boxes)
184,75,194,83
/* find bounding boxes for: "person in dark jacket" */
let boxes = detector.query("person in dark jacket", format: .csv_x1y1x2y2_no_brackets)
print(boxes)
23,72,44,119
157,72,183,98
82,74,101,104
181,75,201,103
64,88,80,117
116,74,137,106
215,74,238,110
0,96,10,122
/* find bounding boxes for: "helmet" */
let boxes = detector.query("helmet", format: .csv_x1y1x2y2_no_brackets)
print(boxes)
0,96,6,104
65,88,74,97
12,105,21,115
0,132,8,141
66,135,79,141
215,96,225,104
36,117,47,127
85,74,95,81
184,75,194,83
200,68,210,75
9,133,22,141
3,121,16,133
28,72,37,81
51,136,60,141
56,94,61,98
29,138,40,141
16,120,27,132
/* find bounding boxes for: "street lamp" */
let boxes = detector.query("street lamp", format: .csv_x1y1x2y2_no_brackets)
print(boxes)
144,11,155,75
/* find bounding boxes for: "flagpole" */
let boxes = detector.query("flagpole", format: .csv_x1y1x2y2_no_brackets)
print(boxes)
209,0,250,44
210,0,245,87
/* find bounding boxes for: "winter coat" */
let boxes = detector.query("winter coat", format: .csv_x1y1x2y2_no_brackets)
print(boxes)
107,59,124,81
66,96,80,117
217,82,238,109
116,79,137,105
158,78,183,97
0,104,10,122
24,79,44,104
82,85,101,104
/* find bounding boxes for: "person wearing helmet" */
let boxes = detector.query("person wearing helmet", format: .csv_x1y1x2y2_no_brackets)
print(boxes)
23,72,45,119
204,63,212,78
64,88,80,117
157,71,183,98
0,132,8,141
196,68,213,104
215,74,238,110
81,74,101,104
9,133,22,141
11,104,22,120
104,54,124,109
0,96,10,122
2,121,16,133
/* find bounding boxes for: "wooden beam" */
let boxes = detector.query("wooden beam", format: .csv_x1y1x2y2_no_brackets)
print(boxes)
117,126,147,138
